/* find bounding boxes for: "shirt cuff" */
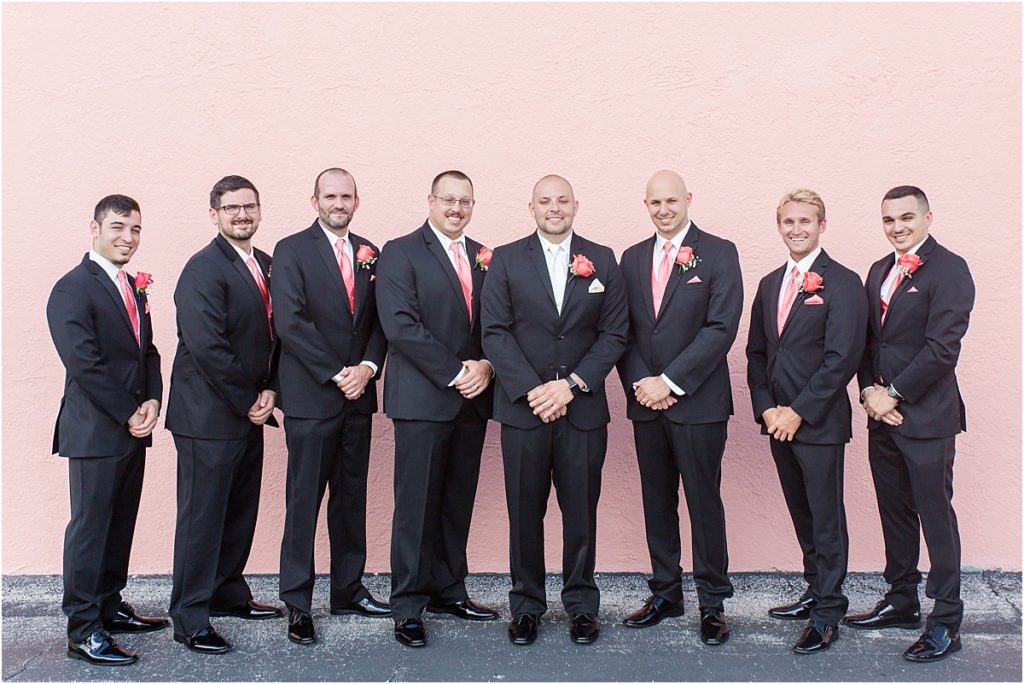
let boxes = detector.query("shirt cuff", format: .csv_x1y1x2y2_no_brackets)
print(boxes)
360,360,378,375
661,373,685,396
448,365,466,387
331,369,346,383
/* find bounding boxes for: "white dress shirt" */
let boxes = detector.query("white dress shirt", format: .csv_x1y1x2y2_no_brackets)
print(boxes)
536,230,572,315
88,249,123,285
776,246,823,305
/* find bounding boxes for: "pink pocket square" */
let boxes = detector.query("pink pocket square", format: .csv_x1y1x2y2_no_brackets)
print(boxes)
908,286,918,293
370,274,376,282
804,295,824,305
686,275,702,284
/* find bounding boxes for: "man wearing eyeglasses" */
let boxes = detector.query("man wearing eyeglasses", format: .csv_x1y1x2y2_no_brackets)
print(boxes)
271,168,391,646
375,170,499,648
165,175,283,655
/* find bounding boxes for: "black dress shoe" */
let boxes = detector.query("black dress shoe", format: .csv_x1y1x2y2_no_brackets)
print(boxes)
842,600,921,630
288,609,316,645
427,598,499,621
769,596,816,621
173,626,231,655
903,624,961,662
210,599,283,620
104,601,170,633
792,621,838,654
699,607,730,645
508,614,539,645
394,618,426,647
67,629,138,666
331,595,391,617
623,595,685,628
569,614,600,644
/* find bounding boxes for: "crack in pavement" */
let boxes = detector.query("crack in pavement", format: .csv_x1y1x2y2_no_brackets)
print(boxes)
5,641,57,681
983,571,1023,620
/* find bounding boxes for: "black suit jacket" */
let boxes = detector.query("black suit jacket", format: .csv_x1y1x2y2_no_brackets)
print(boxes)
271,221,386,419
165,235,279,439
46,255,162,457
480,232,628,431
617,224,742,424
857,236,974,439
375,221,492,422
746,249,867,445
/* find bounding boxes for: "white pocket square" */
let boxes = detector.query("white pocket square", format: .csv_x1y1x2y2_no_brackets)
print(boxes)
687,275,702,284
908,286,919,293
588,279,605,293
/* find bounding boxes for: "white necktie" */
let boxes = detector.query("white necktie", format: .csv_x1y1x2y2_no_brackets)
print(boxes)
548,245,567,314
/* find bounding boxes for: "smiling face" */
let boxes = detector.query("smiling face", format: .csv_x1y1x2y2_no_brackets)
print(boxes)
530,175,578,242
644,170,691,238
313,171,359,234
210,188,261,247
428,174,475,239
90,209,142,266
881,195,931,254
777,200,826,261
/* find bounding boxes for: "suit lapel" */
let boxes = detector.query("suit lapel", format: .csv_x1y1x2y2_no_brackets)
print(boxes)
636,236,658,323
867,255,889,332
466,237,487,324
420,222,472,328
218,235,266,311
526,233,560,315
779,250,829,339
349,233,373,324
84,256,137,344
886,235,935,314
310,222,351,317
559,234,584,318
764,264,786,341
656,225,699,319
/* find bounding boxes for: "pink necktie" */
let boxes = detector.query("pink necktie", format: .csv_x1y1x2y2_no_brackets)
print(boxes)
652,241,673,317
777,266,800,335
880,268,904,325
247,255,273,336
116,270,140,345
336,239,356,314
450,242,473,323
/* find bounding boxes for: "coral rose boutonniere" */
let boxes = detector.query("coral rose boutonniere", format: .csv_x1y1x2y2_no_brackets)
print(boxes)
475,246,492,271
675,246,700,271
134,272,154,296
800,271,823,294
896,253,923,278
355,244,377,270
569,254,596,278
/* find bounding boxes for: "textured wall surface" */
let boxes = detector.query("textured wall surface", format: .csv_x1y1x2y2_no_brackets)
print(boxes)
3,3,1020,575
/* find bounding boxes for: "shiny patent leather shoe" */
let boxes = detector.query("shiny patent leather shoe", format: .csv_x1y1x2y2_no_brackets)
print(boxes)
173,626,231,654
569,614,600,644
842,600,921,630
792,621,838,654
623,595,685,628
210,599,283,620
508,614,539,645
769,596,816,621
67,629,138,666
288,609,316,645
903,624,961,662
331,595,392,617
699,607,730,645
394,618,426,647
103,601,169,633
427,598,499,621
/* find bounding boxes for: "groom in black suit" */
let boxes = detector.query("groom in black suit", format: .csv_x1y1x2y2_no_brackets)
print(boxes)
481,175,628,646
746,189,867,654
47,194,167,666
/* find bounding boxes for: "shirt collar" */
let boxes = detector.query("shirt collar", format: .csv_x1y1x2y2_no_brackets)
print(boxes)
427,219,466,252
88,250,122,282
319,221,350,250
654,221,692,253
786,246,822,275
227,241,255,262
893,237,925,263
536,230,573,254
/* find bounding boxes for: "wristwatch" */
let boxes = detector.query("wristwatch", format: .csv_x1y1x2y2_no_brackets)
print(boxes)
886,384,903,400
565,376,583,396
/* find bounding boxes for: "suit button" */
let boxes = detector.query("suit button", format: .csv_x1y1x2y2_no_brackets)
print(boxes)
653,329,659,335
881,342,887,348
558,335,565,340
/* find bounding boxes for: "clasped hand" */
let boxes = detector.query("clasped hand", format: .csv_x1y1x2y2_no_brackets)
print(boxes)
127,399,160,438
527,379,573,423
247,389,277,425
762,405,802,442
336,364,375,401
454,360,493,399
633,376,678,411
861,384,903,426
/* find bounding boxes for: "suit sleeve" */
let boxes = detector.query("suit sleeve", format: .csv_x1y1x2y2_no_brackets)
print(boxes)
745,282,774,422
362,258,387,376
856,266,880,393
140,293,162,403
890,256,975,403
571,251,629,389
173,261,258,418
480,248,544,400
375,241,464,388
46,280,139,425
790,272,868,425
662,241,743,393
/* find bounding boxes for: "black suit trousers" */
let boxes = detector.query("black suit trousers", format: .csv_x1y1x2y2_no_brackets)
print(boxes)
502,420,607,618
279,406,372,613
389,406,487,620
63,447,145,641
770,440,849,626
868,427,962,630
169,431,262,636
632,418,733,609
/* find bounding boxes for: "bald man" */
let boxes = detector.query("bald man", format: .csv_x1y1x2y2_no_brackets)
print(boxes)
481,175,628,646
616,171,743,645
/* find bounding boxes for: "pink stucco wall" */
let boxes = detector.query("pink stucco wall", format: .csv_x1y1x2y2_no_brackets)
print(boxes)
3,4,1020,576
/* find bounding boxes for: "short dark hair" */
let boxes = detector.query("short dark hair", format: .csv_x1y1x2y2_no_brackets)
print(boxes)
210,175,259,209
883,185,929,211
313,168,358,198
93,194,140,224
431,170,473,194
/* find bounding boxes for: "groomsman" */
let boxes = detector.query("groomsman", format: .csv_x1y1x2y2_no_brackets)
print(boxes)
272,168,390,646
745,189,867,653
165,175,283,655
375,170,498,648
481,174,628,646
846,186,974,663
616,170,742,645
47,195,167,666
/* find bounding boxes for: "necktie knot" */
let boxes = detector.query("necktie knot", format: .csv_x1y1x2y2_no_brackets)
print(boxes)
663,241,674,256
